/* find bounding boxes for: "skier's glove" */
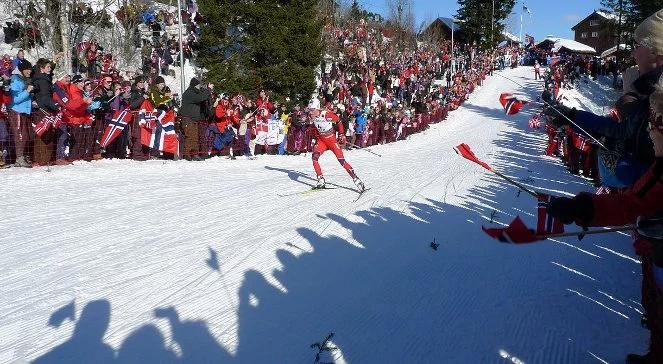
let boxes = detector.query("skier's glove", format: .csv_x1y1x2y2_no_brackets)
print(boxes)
338,134,346,146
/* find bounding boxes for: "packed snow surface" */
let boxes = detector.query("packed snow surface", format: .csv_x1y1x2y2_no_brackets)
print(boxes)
0,66,645,363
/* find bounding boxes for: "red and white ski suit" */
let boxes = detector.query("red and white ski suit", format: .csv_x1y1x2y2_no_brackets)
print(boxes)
312,111,357,179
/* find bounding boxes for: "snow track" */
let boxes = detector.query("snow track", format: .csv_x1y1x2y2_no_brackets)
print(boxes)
0,67,645,363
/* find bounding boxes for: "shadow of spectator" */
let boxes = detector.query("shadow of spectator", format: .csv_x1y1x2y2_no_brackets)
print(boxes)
115,324,177,364
34,300,114,364
47,300,76,328
154,306,233,363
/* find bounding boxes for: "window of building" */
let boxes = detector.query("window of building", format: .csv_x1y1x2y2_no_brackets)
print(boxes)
581,32,588,38
590,20,599,26
591,32,599,38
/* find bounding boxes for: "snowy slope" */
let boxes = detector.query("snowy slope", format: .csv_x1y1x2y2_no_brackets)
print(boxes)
0,66,646,364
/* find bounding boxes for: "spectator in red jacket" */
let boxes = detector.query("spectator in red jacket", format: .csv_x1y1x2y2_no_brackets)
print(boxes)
65,75,93,161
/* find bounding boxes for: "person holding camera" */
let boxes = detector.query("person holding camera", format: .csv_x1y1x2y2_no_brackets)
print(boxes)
8,59,33,167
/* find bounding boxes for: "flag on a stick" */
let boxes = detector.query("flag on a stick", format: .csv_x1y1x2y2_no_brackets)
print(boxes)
140,109,179,154
499,93,529,115
33,111,64,137
100,109,132,148
482,216,540,244
454,143,492,171
536,194,565,235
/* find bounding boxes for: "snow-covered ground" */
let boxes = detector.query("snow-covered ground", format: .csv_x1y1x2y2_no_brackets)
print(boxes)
1,66,646,363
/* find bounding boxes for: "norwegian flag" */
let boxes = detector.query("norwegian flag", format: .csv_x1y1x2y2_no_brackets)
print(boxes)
33,111,64,137
499,93,528,115
528,113,542,129
572,132,592,152
536,194,565,235
482,216,540,244
100,109,132,148
140,109,179,154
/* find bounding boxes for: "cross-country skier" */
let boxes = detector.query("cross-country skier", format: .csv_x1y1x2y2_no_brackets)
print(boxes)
310,108,365,191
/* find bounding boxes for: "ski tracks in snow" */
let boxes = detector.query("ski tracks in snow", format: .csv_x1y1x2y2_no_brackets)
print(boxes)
0,67,645,363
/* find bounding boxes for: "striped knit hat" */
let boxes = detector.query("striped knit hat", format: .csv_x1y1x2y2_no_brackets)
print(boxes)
634,8,663,56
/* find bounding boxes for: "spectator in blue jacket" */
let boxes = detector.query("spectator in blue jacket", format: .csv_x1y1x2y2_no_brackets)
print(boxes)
8,59,33,167
353,108,367,147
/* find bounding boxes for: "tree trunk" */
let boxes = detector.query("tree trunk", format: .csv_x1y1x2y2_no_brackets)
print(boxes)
60,0,71,75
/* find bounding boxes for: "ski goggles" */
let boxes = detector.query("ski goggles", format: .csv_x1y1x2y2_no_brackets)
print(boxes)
649,109,663,132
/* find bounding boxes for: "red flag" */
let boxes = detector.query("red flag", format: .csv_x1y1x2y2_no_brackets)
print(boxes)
100,109,132,148
536,194,565,235
140,110,179,154
499,93,529,115
454,143,492,171
33,111,64,137
482,216,540,244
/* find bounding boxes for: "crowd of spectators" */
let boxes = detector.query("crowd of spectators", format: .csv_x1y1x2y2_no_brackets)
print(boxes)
0,17,521,167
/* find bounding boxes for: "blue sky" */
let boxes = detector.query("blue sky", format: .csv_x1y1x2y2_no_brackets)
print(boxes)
364,0,604,42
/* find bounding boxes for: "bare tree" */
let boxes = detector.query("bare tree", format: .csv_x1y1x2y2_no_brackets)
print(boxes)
386,0,415,34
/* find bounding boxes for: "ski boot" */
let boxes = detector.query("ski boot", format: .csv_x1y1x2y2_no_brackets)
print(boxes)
315,175,326,189
353,177,365,192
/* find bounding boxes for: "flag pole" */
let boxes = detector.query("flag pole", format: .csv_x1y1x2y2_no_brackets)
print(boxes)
537,225,635,239
453,144,539,198
491,169,539,198
519,3,523,44
176,0,186,105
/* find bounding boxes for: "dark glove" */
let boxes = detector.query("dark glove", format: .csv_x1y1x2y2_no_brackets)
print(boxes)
543,104,576,121
546,196,577,224
547,193,594,226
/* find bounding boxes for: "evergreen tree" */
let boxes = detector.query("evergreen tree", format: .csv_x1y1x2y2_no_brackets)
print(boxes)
455,0,515,48
632,0,661,24
198,0,323,105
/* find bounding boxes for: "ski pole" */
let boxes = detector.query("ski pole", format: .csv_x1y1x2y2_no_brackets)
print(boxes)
347,143,382,157
536,225,635,240
494,72,607,150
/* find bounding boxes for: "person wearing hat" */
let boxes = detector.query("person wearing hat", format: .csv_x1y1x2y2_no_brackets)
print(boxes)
127,75,151,161
8,59,34,167
179,77,212,161
149,75,171,111
547,9,663,364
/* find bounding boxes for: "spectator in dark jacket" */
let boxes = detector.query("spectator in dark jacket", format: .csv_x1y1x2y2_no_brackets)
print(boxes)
31,58,59,165
128,75,150,161
179,77,210,160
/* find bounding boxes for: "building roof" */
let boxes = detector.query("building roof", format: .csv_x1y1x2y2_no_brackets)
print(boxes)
572,10,618,30
502,31,520,43
435,17,460,32
535,37,596,54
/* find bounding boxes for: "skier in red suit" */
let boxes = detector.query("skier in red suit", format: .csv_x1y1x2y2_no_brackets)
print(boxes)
310,108,365,191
